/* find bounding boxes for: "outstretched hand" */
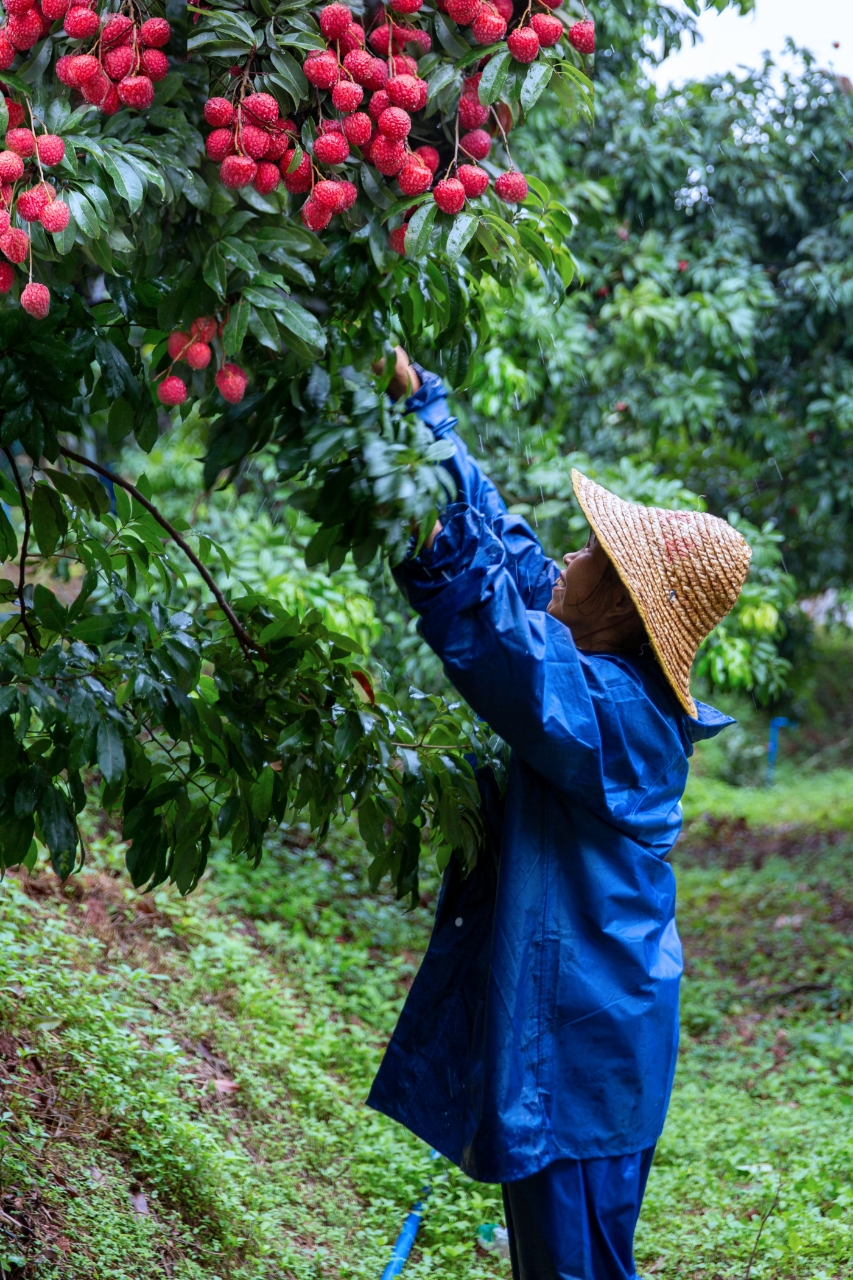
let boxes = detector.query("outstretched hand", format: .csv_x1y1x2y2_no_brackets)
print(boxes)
372,346,422,401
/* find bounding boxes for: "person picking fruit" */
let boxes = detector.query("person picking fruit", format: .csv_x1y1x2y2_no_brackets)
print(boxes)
367,349,751,1280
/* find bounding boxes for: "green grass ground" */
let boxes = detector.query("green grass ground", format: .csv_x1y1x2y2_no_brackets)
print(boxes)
2,770,853,1278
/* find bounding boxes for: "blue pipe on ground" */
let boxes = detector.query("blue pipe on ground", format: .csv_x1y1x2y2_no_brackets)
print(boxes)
380,1201,425,1279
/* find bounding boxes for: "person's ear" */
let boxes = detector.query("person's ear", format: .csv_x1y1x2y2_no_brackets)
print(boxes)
610,589,636,618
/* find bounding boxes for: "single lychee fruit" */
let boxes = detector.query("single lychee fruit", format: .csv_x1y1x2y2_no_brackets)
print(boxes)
338,20,364,52
313,178,345,210
281,151,311,192
389,0,422,12
331,80,363,113
191,316,217,342
531,12,563,46
5,100,24,127
460,128,490,160
434,177,465,214
458,94,489,130
445,0,481,24
371,135,407,176
205,128,233,162
253,160,280,194
389,223,408,254
141,49,169,81
16,183,53,221
102,44,133,79
0,262,13,292
62,4,98,38
386,75,424,111
68,52,100,82
368,89,391,121
457,163,489,197
314,131,350,164
6,127,35,157
100,13,133,46
0,35,16,69
0,227,28,262
140,16,171,46
318,3,351,39
319,117,344,134
21,281,50,319
493,0,513,18
568,19,594,53
8,8,43,47
158,375,187,406
81,70,110,106
342,49,373,85
368,24,397,54
301,198,332,231
185,341,211,370
40,200,69,232
414,144,440,173
337,179,358,210
5,0,35,17
363,57,388,92
377,106,411,141
343,111,372,147
220,154,257,188
495,169,527,202
304,49,341,88
390,53,418,76
239,124,269,160
117,75,155,110
215,363,248,404
508,25,539,62
398,155,432,195
55,53,81,84
100,84,121,115
471,5,505,42
204,97,234,127
0,150,24,181
242,92,278,125
0,211,10,235
167,331,191,360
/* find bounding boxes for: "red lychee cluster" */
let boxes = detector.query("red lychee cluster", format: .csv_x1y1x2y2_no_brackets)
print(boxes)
155,316,249,407
203,91,298,194
54,10,172,115
0,109,72,314
0,0,52,67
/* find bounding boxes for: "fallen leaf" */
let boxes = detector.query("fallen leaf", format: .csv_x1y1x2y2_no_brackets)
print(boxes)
213,1078,240,1095
129,1188,149,1215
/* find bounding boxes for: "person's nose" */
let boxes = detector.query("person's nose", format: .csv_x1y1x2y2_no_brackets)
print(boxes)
562,551,579,567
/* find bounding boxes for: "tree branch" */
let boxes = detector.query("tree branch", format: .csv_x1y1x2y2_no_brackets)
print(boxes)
58,447,268,661
3,447,41,653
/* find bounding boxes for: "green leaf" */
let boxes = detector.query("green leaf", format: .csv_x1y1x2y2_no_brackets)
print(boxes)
404,201,438,259
203,243,228,298
0,506,16,561
37,786,77,880
478,47,512,104
277,298,326,350
32,584,67,634
31,483,67,557
66,189,100,240
445,211,479,263
360,164,394,210
222,297,250,355
100,151,146,214
97,720,125,785
108,396,135,446
434,11,470,57
221,237,261,274
520,60,553,115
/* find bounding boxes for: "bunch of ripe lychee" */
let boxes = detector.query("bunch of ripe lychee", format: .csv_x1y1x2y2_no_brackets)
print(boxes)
439,0,594,60
156,317,249,407
203,91,302,197
52,9,172,114
0,109,71,318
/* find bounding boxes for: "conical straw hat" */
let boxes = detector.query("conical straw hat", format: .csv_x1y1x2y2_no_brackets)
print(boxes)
571,469,752,719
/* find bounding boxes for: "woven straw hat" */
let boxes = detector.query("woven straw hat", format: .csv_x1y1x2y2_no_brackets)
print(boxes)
571,469,752,719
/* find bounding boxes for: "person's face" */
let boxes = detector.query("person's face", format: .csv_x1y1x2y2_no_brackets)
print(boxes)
547,529,639,649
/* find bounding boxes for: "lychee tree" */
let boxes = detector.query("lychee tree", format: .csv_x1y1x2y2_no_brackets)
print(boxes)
0,0,745,895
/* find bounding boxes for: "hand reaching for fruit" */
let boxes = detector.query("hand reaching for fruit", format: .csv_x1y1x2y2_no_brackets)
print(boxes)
372,346,421,401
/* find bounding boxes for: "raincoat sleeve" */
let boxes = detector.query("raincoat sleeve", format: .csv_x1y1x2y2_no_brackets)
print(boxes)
405,366,559,610
394,505,609,806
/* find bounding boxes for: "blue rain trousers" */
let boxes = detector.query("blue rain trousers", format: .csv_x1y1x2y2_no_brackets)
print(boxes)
367,368,734,1198
502,1147,656,1280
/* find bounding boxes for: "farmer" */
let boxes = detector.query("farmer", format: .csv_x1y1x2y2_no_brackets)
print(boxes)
367,350,751,1280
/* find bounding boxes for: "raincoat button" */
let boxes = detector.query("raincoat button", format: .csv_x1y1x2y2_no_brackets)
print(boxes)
455,917,463,927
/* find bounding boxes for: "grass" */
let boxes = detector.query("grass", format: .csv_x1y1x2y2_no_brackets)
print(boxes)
1,786,853,1278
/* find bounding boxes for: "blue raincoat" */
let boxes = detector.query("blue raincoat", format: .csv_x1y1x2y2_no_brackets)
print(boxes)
367,370,733,1185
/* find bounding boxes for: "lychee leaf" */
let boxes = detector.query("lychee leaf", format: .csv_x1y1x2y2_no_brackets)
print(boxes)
0,506,16,563
445,212,479,264
434,12,470,58
478,48,512,105
520,61,553,115
222,298,250,356
405,202,438,259
31,484,67,558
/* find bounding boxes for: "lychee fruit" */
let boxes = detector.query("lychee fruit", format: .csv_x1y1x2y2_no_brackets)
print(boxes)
99,84,121,115
531,12,563,46
368,89,391,121
318,3,352,39
385,75,424,110
185,341,211,370
304,49,341,88
0,262,13,292
434,177,466,214
117,75,155,109
332,79,363,112
42,0,69,15
313,178,345,210
167,331,190,360
0,35,16,69
281,150,312,192
370,135,406,176
102,45,133,79
215,363,248,404
495,169,527,202
158,375,187,406
239,123,270,160
445,0,481,24
342,49,373,85
568,19,594,53
139,16,171,46
204,97,234,127
507,25,539,62
471,5,506,43
7,8,42,47
457,163,489,197
0,150,24,181
6,127,35,157
21,281,50,319
389,223,408,254
342,111,372,147
141,48,169,81
220,154,257,188
206,128,233,162
301,198,332,231
16,183,53,221
337,20,364,52
389,0,422,12
377,106,411,141
62,4,98,39
5,100,24,127
460,128,490,160
414,144,440,173
458,94,489,130
0,227,28,262
314,131,350,164
100,13,133,46
40,200,69,232
67,52,100,82
253,160,280,193
242,92,278,125
398,155,432,195
337,179,358,209
190,316,217,342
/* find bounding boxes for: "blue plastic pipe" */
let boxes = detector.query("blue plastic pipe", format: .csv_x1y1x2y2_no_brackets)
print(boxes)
380,1201,425,1279
766,716,791,786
